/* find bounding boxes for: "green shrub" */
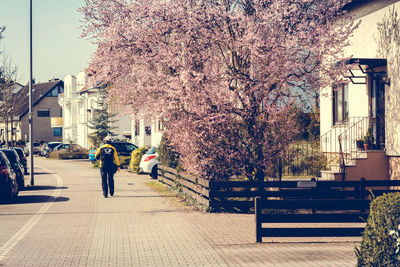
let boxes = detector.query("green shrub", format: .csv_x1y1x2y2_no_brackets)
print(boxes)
158,135,180,169
129,146,148,173
119,156,130,169
356,192,400,266
49,151,89,159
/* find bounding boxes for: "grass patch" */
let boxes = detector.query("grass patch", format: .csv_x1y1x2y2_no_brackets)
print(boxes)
146,181,207,212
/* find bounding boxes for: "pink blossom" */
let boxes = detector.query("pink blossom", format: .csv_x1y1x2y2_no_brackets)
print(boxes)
81,0,356,180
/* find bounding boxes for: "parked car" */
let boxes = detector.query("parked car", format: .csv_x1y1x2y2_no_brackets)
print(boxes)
0,149,25,189
24,141,41,156
41,142,62,157
88,148,97,163
53,143,69,151
139,146,159,178
13,147,28,175
53,143,85,152
0,150,18,202
89,141,138,164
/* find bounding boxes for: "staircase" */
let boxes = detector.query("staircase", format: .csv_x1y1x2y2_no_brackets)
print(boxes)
320,117,370,180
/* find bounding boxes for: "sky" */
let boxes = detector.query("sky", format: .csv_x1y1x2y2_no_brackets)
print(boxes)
0,0,95,85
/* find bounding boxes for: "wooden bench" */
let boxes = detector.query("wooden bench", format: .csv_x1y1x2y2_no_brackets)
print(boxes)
255,197,369,242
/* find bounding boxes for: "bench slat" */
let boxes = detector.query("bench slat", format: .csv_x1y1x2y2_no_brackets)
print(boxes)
261,227,365,237
261,199,370,210
261,213,368,223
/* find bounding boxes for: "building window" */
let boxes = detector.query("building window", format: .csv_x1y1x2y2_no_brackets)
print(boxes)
145,126,151,136
46,87,59,97
54,127,62,136
134,120,140,136
333,83,349,125
37,108,50,117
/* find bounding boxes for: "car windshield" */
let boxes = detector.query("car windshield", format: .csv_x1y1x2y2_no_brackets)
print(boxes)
112,143,136,152
146,147,156,154
2,150,18,164
48,143,61,149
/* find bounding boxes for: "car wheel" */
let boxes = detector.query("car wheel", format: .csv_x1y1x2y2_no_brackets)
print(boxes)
150,165,158,179
18,177,25,190
3,181,14,203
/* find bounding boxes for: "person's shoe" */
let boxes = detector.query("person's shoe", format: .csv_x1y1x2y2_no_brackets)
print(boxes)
104,194,108,198
110,193,114,197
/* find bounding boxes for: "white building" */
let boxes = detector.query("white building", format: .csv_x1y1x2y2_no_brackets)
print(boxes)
320,0,400,180
59,71,133,149
58,72,86,147
131,117,163,148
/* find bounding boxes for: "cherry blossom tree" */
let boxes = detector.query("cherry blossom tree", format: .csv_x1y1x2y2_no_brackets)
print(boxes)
81,0,357,181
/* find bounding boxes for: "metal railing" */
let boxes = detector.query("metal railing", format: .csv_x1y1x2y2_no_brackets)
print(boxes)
320,117,368,166
281,117,369,178
338,117,369,166
282,140,327,177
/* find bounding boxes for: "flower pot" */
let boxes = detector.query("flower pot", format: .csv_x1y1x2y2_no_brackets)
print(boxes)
364,143,370,150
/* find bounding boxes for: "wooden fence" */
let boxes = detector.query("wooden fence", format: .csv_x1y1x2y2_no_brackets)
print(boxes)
158,165,400,212
158,165,210,206
255,179,400,242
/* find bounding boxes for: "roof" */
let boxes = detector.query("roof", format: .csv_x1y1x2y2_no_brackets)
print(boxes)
346,58,387,71
79,81,107,94
13,80,64,118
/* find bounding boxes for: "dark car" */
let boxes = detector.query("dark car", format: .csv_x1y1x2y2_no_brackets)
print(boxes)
0,149,25,189
110,142,138,156
13,147,28,175
89,141,138,164
41,142,62,158
0,150,18,202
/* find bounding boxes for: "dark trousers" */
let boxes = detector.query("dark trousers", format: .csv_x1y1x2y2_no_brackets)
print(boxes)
100,168,114,196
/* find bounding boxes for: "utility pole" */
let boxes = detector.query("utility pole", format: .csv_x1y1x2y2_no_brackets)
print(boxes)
29,0,34,186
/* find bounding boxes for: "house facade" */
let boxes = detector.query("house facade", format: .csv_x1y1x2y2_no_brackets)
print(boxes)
0,82,23,144
0,80,64,143
131,117,163,148
59,71,133,149
58,72,89,148
320,0,400,180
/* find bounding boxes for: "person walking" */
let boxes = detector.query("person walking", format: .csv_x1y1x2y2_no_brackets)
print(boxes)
95,136,120,198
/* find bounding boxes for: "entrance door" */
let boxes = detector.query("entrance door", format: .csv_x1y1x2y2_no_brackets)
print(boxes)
371,73,386,150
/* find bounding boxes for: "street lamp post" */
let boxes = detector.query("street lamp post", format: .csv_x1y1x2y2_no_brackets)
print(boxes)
29,0,34,186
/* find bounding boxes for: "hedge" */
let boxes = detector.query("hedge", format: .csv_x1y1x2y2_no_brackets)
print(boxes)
356,192,400,266
49,151,89,160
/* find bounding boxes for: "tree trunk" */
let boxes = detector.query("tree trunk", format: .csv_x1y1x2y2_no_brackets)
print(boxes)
5,119,9,148
10,118,14,147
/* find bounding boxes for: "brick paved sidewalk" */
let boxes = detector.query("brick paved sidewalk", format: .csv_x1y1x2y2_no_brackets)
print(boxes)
0,158,360,266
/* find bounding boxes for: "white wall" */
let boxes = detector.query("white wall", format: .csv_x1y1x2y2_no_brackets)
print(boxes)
131,117,162,148
320,2,400,155
347,2,400,156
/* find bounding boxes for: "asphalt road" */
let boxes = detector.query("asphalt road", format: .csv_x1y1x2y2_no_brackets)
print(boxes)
0,157,359,266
